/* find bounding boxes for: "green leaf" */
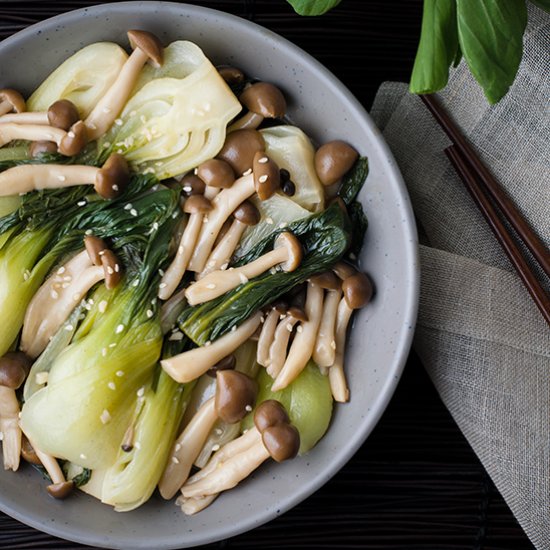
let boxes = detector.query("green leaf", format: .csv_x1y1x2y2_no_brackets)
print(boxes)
409,0,459,94
456,0,527,104
338,156,369,206
287,0,342,16
528,0,550,12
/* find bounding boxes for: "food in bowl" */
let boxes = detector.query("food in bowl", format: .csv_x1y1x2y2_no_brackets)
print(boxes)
0,29,372,514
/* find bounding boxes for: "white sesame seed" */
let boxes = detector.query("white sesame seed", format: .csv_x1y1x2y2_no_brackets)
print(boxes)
239,273,249,284
87,123,97,130
279,222,288,229
330,340,337,350
98,300,108,313
172,456,180,464
124,203,133,210
178,245,185,255
286,323,294,332
205,340,212,347
137,387,145,397
279,314,286,320
206,283,216,289
265,217,274,224
102,142,111,148
220,263,229,271
211,444,220,452
169,331,184,341
114,263,120,273
242,168,252,176
67,131,76,138
50,289,59,299
65,324,74,331
130,208,138,217
114,118,123,126
57,266,66,275
57,175,66,182
231,325,237,332
296,325,303,333
23,270,30,281
35,372,48,385
77,200,86,207
100,410,111,424
215,428,223,436
115,324,124,334
108,382,116,390
175,443,182,452
159,282,167,289
101,348,108,357
80,453,87,460
116,370,125,377
245,405,252,412
73,293,80,301
63,275,72,282
132,279,140,287
107,266,114,275
85,229,93,235
258,174,268,183
134,442,141,450
258,156,269,164
112,184,119,191
146,309,154,318
103,107,112,114
182,185,192,193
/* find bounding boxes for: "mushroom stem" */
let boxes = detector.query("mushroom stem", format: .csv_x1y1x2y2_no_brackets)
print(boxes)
180,438,270,498
199,218,246,277
313,288,342,368
256,308,280,367
178,494,218,515
328,299,353,403
187,174,255,272
271,283,324,391
228,111,264,133
161,312,262,383
0,123,66,149
31,444,66,484
84,48,149,141
158,397,217,499
266,315,299,379
185,246,288,306
21,250,105,358
0,112,49,125
0,386,21,471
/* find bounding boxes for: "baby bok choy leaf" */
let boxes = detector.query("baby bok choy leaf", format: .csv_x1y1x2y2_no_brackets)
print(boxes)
178,202,350,345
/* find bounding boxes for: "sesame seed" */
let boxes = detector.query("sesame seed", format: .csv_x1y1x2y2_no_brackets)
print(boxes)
349,252,357,260
57,175,66,182
85,229,93,235
57,266,66,275
279,314,286,320
132,279,140,287
172,456,180,464
130,209,138,217
296,325,303,333
50,289,59,299
108,382,116,390
35,372,48,385
178,245,184,255
330,340,337,350
67,131,76,138
115,324,124,334
205,340,212,347
258,174,268,183
107,266,114,275
159,282,167,289
239,273,249,284
215,428,223,436
116,370,125,377
260,316,265,324
109,343,117,348
245,405,252,412
103,107,112,113
137,387,145,397
231,325,237,332
175,443,182,452
112,184,119,191
265,217,274,224
101,348,108,357
98,300,108,313
211,444,220,452
87,123,97,130
63,276,72,282
169,331,184,341
203,216,209,224
62,282,70,289
100,410,111,424
73,293,80,301
77,200,86,207
115,264,120,273
286,323,294,331
242,168,252,176
98,250,106,256
182,185,192,192
65,324,74,331
102,142,111,148
146,309,154,318
206,283,216,289
220,263,229,270
258,156,269,164
114,118,123,126
23,270,30,281
134,442,141,450
279,222,288,229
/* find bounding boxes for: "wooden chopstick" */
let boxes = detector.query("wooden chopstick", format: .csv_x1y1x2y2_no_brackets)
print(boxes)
420,94,550,278
445,146,550,326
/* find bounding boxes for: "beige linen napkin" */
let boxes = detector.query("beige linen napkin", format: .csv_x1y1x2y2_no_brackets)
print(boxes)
370,5,550,548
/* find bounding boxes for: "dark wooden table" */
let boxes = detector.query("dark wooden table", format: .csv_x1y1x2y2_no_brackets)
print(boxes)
0,1,536,549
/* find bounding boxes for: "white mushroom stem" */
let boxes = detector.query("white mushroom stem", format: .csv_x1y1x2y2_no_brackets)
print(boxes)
161,312,262,383
0,386,21,471
180,438,269,498
28,439,66,484
199,218,246,278
313,288,342,368
21,250,105,358
178,494,218,515
256,308,280,366
188,174,255,272
0,123,66,148
266,315,299,379
0,164,98,196
185,245,290,306
158,398,217,499
0,112,49,125
85,47,151,141
271,283,324,391
328,299,354,402
158,214,204,300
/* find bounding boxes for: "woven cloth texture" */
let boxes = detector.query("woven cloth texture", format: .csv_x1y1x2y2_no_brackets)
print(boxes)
370,5,550,549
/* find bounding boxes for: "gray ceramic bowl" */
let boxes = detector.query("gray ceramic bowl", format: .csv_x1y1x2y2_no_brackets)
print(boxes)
0,2,419,548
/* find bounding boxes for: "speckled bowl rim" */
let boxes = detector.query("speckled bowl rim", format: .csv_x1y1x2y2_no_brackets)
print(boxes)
0,2,419,548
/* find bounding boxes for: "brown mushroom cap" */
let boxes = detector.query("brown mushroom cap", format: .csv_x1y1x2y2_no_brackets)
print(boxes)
233,200,260,226
21,435,41,465
217,66,245,86
101,249,123,290
46,480,75,500
84,235,108,266
274,232,302,272
262,423,300,462
196,159,235,189
342,272,373,309
253,151,280,201
47,99,80,131
29,140,58,158
309,270,341,290
207,354,236,378
127,30,164,68
314,141,359,186
272,300,288,315
217,129,265,176
332,261,357,280
215,370,258,424
0,89,26,114
240,82,286,119
183,194,213,214
95,153,130,199
0,352,31,390
287,306,308,323
254,399,290,433
58,120,88,157
180,174,206,196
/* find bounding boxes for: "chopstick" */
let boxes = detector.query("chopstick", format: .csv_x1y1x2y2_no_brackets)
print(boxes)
419,94,550,327
420,94,550,278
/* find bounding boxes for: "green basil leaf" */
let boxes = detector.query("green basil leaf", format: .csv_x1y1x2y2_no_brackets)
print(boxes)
457,0,528,104
409,0,459,94
287,0,342,16
528,0,550,12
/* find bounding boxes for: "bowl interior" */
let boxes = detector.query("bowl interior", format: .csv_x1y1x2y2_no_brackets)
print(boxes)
0,2,418,548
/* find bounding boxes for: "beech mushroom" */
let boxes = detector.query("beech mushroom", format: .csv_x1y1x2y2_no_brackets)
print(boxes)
314,141,358,186
328,272,373,402
158,194,213,300
217,66,245,86
179,400,299,502
187,173,256,273
159,370,257,499
0,352,31,471
196,159,235,189
216,129,265,176
266,307,307,379
0,152,129,198
257,307,282,367
199,200,260,277
252,151,280,200
185,232,302,306
161,312,262,383
229,82,286,132
29,140,58,158
85,30,163,141
0,89,25,117
271,282,324,392
0,99,79,130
